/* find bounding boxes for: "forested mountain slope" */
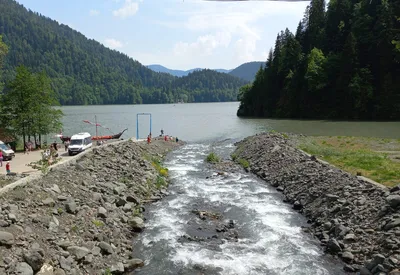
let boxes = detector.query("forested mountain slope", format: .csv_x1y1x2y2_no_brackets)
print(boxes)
228,61,264,82
0,0,247,105
237,0,400,120
147,65,231,77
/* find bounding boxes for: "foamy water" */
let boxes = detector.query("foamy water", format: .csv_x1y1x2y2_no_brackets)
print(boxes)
132,142,345,275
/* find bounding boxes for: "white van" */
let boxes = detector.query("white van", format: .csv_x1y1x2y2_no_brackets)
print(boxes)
0,141,15,160
68,132,92,156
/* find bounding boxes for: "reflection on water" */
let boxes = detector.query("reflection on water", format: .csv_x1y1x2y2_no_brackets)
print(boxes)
59,102,400,142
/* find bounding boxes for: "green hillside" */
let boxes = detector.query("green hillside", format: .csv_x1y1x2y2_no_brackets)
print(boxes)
0,0,247,105
229,61,264,82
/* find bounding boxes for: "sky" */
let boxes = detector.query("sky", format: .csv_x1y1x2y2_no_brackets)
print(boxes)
16,0,310,70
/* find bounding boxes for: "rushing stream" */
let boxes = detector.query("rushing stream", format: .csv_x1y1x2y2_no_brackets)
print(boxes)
132,140,346,275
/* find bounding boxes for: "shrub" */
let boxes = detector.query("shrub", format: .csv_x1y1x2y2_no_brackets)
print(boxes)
206,152,220,163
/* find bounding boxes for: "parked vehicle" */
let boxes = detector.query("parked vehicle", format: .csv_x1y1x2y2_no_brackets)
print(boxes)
68,132,92,156
0,141,15,160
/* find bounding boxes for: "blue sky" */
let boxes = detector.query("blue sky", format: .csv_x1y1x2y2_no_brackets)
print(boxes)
16,0,310,70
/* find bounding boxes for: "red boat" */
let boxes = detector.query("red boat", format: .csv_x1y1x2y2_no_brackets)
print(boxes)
60,129,127,143
92,129,127,141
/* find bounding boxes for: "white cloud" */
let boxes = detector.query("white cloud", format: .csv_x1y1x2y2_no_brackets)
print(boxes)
89,9,100,16
112,0,139,19
163,1,307,66
174,32,231,57
104,38,124,49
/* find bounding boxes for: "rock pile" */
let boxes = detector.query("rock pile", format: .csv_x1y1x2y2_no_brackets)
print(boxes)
0,139,182,275
234,133,400,274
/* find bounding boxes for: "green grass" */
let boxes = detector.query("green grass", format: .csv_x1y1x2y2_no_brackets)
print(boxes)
92,220,104,227
238,158,250,169
231,153,238,161
206,152,220,163
299,140,400,187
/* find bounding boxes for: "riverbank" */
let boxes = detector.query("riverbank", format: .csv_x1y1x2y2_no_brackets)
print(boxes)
0,139,183,275
233,132,400,274
293,135,400,187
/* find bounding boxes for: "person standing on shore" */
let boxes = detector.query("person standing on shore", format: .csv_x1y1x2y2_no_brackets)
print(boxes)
6,161,10,174
0,150,3,167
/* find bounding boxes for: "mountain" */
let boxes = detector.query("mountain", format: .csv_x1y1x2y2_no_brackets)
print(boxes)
0,0,248,105
146,65,231,77
228,61,265,82
147,62,263,82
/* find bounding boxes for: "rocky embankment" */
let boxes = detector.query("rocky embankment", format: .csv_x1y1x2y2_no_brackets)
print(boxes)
234,133,400,275
0,139,182,275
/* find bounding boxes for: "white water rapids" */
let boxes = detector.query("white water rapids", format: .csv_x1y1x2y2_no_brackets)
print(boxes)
132,142,345,275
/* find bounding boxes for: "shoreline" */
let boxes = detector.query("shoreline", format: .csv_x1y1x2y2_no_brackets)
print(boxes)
233,132,400,274
0,138,183,275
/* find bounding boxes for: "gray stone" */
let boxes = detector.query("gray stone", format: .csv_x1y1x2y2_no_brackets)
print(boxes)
115,198,126,207
67,246,90,260
129,217,144,232
0,220,9,227
366,254,386,271
92,193,102,202
36,263,54,275
327,238,341,254
326,194,339,201
110,262,124,274
24,250,44,272
49,222,58,232
323,222,332,230
343,233,356,243
83,254,93,264
59,256,73,271
57,241,72,250
57,195,68,201
97,207,107,218
42,197,55,207
126,195,139,204
113,186,125,195
123,203,132,212
343,264,356,272
54,268,66,275
359,267,372,275
384,219,400,230
0,231,14,245
124,258,144,272
8,213,17,223
65,201,77,214
387,195,400,208
92,246,101,256
15,262,34,275
99,241,113,255
51,184,61,194
341,251,354,263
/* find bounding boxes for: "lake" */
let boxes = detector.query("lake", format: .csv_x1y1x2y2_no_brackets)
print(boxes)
59,102,400,142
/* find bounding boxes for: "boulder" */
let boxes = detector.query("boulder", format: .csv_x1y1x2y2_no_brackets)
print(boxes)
124,258,144,272
0,231,14,246
99,242,114,255
23,250,44,272
129,217,145,232
14,262,34,275
67,246,91,260
97,207,107,218
387,195,400,208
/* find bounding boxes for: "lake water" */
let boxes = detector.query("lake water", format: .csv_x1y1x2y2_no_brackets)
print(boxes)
59,102,400,142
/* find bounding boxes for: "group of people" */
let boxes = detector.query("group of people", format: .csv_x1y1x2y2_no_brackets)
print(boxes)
146,130,179,144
